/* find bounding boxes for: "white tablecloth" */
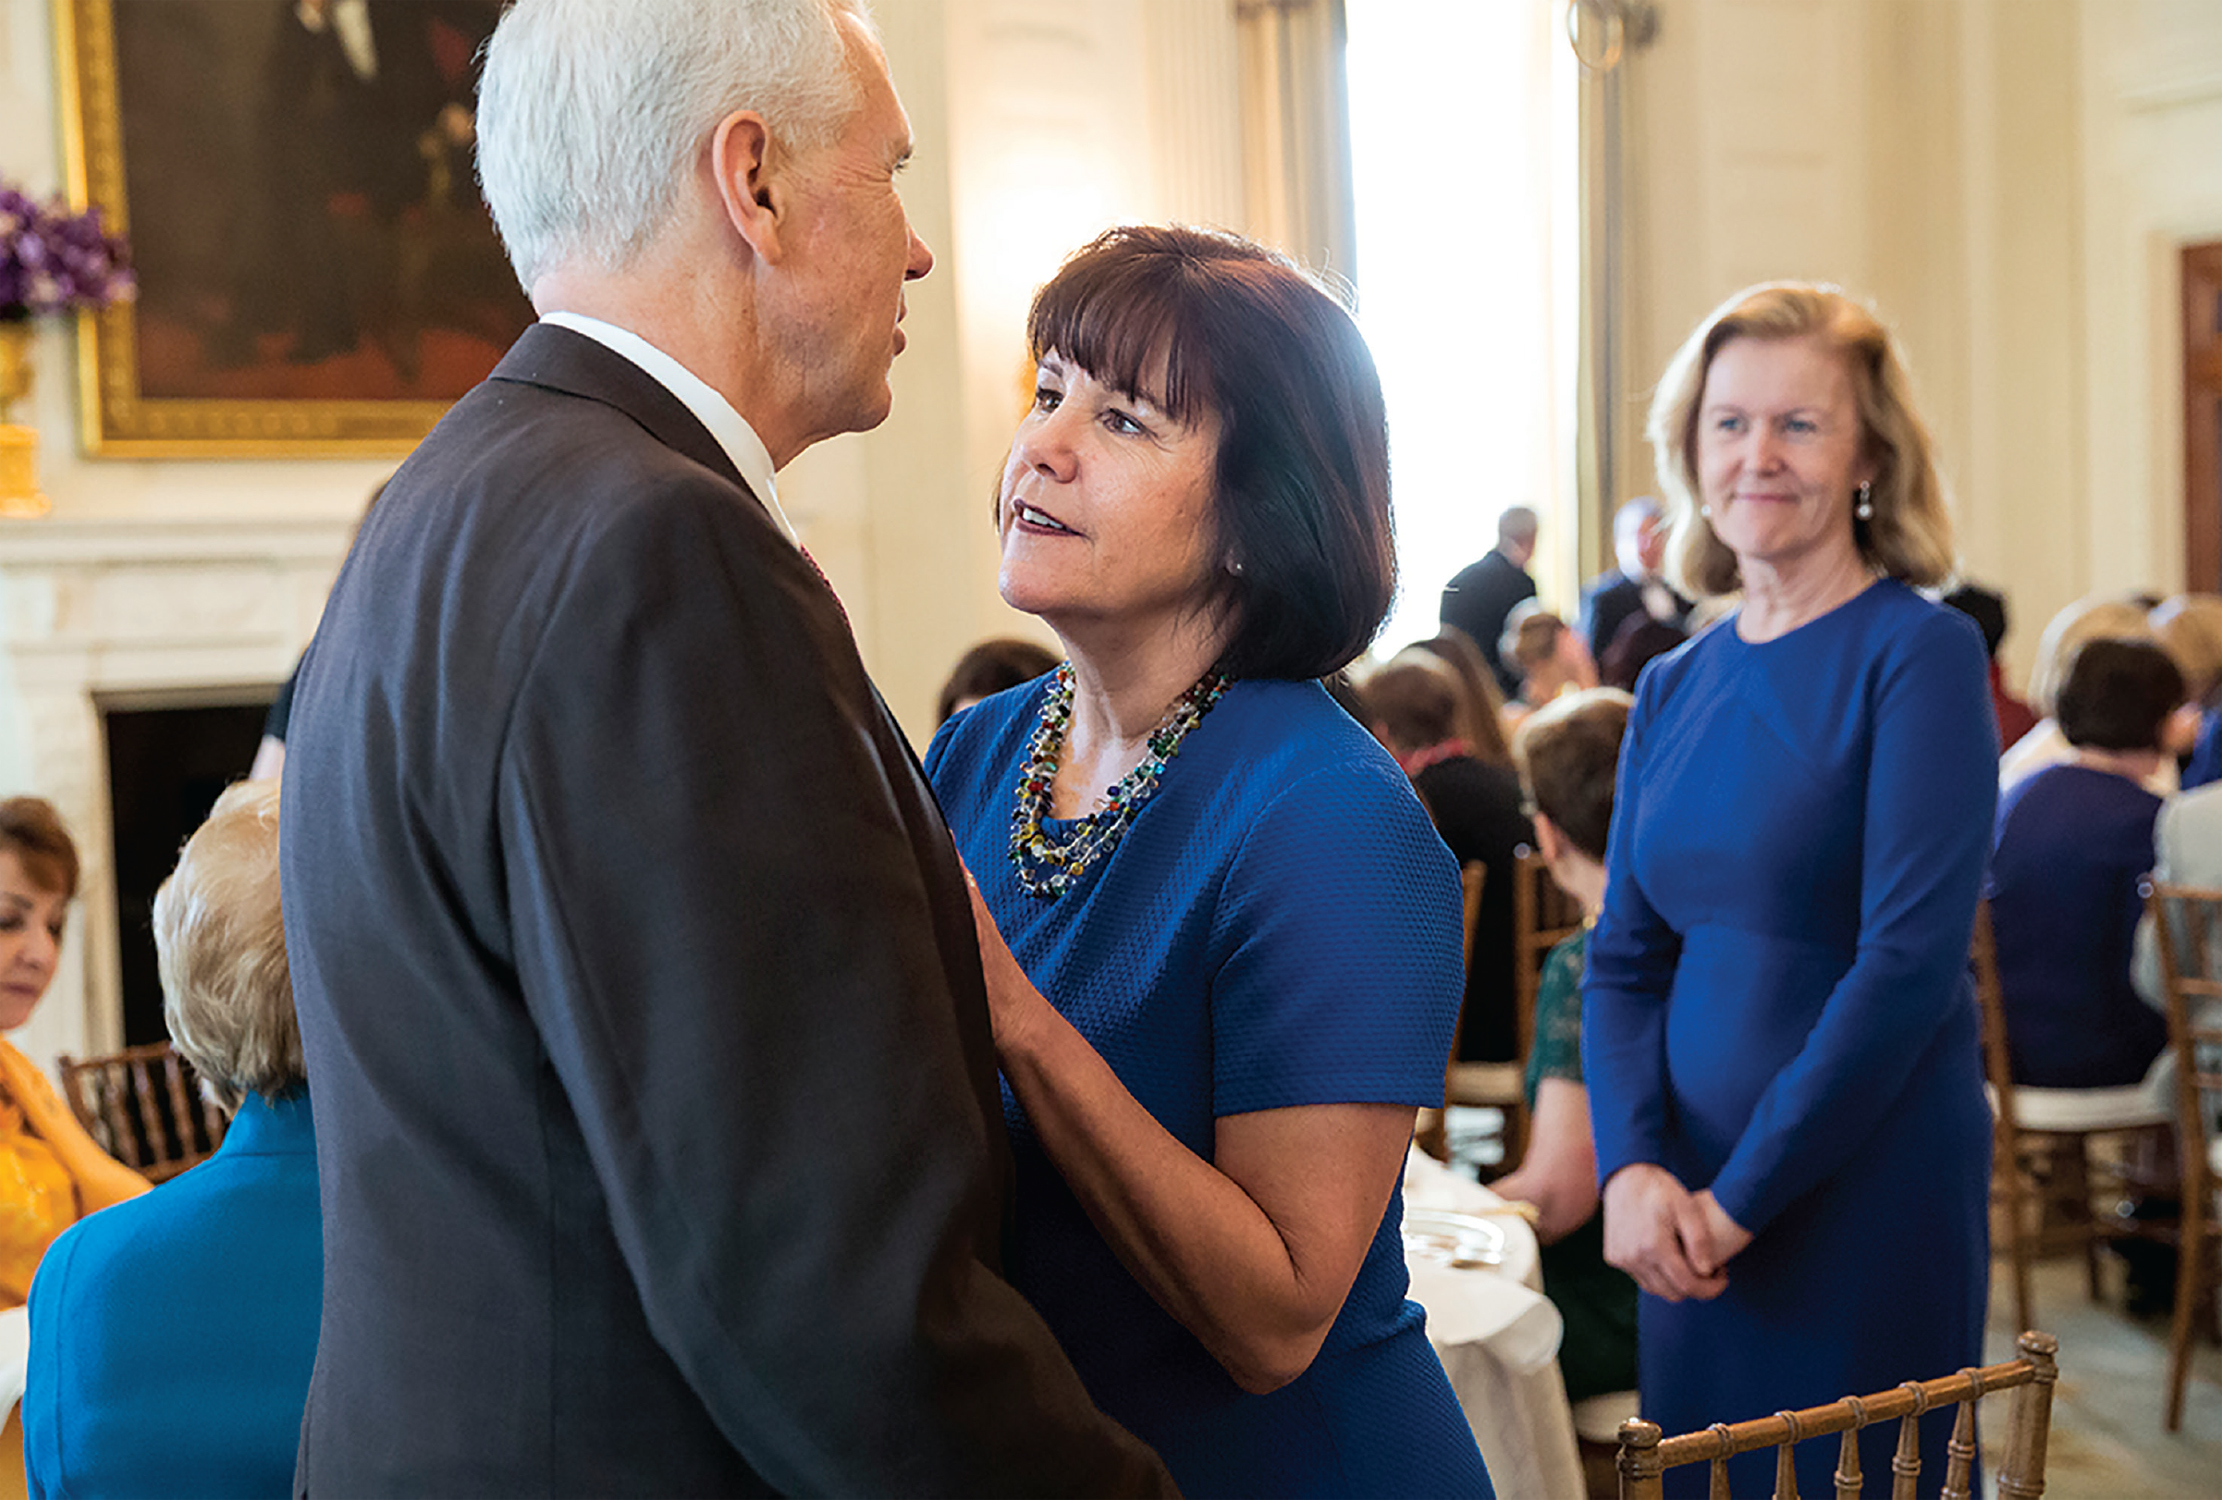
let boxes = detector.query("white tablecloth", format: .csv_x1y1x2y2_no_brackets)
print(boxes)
1403,1145,1585,1498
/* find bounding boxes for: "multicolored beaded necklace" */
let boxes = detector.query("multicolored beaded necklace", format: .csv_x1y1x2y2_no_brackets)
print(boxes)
1009,661,1233,899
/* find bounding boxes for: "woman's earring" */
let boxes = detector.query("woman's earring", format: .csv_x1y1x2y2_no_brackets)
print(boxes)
1698,503,1712,519
1227,557,1246,577
1855,481,1874,521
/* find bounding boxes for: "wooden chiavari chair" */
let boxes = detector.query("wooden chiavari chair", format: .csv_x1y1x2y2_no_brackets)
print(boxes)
1614,1330,2059,1500
2145,879,2222,1431
1438,848,1583,1172
57,1041,226,1183
1973,899,2172,1334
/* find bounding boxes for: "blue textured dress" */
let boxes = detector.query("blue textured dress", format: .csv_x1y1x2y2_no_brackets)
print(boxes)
926,677,1492,1499
1583,582,1997,1499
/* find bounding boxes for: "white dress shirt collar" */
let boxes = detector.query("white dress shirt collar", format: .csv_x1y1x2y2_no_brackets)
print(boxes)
537,311,795,546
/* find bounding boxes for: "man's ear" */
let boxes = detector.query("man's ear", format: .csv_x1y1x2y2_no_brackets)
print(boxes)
711,109,785,264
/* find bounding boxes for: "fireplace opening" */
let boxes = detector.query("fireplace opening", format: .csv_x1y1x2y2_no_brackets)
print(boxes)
102,695,276,1049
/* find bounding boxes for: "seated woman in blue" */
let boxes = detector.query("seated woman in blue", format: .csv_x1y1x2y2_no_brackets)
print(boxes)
1990,638,2184,1088
26,782,320,1498
926,225,1489,1499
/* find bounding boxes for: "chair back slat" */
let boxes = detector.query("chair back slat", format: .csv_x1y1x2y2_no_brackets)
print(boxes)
1772,1412,1801,1498
1619,1336,2058,1500
1511,844,1583,1067
1940,1386,1979,1500
1889,1395,1921,1500
95,1063,136,1165
1460,860,1485,972
1833,1398,1865,1499
128,1056,167,1159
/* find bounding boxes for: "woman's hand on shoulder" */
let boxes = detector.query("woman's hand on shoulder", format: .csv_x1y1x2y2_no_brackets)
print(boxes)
962,866,1058,1062
0,1045,71,1135
1601,1163,1728,1303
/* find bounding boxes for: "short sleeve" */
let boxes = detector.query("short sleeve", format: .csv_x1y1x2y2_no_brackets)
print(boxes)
1208,756,1466,1115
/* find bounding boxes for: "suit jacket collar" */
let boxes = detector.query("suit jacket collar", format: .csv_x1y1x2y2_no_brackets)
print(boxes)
488,323,750,496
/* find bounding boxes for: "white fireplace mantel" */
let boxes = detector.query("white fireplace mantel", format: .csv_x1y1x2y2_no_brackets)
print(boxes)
0,512,351,1072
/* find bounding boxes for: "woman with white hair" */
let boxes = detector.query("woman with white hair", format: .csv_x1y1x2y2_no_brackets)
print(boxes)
1998,592,2172,794
24,782,319,1498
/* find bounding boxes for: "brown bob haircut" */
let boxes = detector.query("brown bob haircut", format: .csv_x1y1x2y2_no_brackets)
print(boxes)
0,797,80,901
1024,225,1396,679
1510,688,1634,863
2054,639,2185,754
1647,282,1956,600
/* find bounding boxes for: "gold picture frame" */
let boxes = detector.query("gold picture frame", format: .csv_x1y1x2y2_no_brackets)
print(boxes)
56,0,530,457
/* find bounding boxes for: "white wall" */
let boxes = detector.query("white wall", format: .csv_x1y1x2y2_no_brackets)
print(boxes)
1619,0,2222,691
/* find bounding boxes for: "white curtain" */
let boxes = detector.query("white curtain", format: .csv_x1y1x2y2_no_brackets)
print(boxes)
1346,0,1580,655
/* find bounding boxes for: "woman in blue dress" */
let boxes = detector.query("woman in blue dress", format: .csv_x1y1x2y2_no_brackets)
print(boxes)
1583,283,1997,1498
925,225,1489,1498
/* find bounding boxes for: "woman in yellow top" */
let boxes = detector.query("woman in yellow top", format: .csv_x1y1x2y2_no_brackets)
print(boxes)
0,798,148,1306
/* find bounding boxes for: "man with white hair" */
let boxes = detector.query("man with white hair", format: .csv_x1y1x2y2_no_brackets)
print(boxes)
1577,495,1691,664
279,1,1171,1491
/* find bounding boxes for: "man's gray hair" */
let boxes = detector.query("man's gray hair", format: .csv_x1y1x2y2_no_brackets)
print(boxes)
477,0,869,289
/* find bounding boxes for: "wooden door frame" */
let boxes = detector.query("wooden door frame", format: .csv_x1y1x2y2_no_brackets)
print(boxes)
2185,241,2222,592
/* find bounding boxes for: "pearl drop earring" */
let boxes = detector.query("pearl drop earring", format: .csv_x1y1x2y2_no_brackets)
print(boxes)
1855,481,1874,521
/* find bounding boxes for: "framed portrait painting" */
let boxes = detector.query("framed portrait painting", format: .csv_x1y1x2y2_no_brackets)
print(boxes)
57,0,534,456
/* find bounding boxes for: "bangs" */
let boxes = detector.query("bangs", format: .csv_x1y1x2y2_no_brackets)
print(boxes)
1026,232,1266,424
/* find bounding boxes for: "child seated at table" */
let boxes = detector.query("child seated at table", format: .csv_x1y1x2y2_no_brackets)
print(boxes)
1490,689,1638,1406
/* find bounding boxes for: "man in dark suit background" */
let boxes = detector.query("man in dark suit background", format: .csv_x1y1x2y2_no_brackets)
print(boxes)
1577,495,1692,666
278,0,1171,1492
1440,505,1540,697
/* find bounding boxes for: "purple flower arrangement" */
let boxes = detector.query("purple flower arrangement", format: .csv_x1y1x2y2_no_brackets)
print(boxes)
0,184,133,323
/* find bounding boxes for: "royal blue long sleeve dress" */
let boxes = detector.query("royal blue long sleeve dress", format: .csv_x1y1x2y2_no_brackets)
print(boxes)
1583,582,1997,1499
927,676,1491,1499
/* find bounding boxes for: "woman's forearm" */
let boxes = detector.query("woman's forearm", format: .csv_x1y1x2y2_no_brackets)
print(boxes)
1491,1078,1599,1244
997,1003,1402,1394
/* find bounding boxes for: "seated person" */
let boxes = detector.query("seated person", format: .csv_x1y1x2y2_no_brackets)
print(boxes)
1499,603,1596,733
1989,640,2184,1088
25,782,319,1498
2001,593,2172,794
1596,612,1687,694
1399,632,1516,770
1941,582,2039,752
935,636,1060,725
1489,689,1638,1406
2151,592,2222,789
1361,660,1531,1063
0,798,148,1313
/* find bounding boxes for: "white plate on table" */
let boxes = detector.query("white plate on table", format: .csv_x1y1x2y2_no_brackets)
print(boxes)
1402,1208,1507,1269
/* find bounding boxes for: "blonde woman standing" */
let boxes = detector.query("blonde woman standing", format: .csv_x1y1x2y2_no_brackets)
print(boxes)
1584,285,1995,1498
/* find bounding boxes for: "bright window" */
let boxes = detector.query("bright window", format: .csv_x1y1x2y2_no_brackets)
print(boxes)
1346,0,1582,654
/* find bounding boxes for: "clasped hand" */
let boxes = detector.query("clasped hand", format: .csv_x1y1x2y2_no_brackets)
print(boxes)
1601,1164,1752,1302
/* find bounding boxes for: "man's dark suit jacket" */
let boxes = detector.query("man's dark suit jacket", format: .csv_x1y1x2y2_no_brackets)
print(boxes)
1578,567,1692,663
280,324,1168,1496
1439,548,1537,696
